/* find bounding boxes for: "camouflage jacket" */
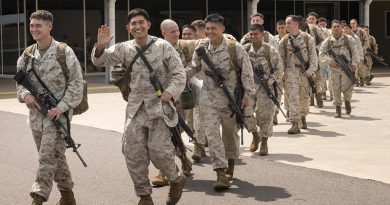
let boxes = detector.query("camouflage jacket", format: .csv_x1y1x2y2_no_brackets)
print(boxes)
319,34,359,73
186,37,255,108
91,35,186,120
353,28,370,52
16,39,84,131
278,32,318,76
240,30,278,48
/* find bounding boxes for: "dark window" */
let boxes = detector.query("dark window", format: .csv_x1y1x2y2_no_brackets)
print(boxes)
386,11,390,37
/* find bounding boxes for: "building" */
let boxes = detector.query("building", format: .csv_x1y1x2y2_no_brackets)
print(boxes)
0,0,388,79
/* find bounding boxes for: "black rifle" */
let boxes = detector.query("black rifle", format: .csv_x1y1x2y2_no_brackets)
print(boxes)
195,46,248,144
251,60,287,118
288,35,317,94
234,64,245,145
14,69,87,167
326,48,358,91
367,48,388,66
136,46,194,171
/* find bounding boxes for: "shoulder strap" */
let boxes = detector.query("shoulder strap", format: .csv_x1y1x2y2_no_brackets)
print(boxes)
303,32,309,50
264,31,269,43
56,42,69,80
264,43,273,70
243,43,251,52
23,45,35,66
227,39,238,69
179,40,192,65
125,38,156,75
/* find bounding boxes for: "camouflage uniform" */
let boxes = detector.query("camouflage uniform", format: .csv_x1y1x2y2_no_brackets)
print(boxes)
319,34,359,106
349,33,366,81
279,32,318,124
16,39,84,201
365,35,378,76
241,31,278,48
319,27,333,97
186,37,255,169
92,36,186,196
245,42,283,138
353,28,370,82
274,34,289,118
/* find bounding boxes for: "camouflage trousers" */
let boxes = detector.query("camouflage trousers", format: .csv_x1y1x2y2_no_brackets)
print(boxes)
122,104,179,196
355,60,369,79
314,67,324,94
246,87,276,138
365,55,373,76
198,105,240,170
193,106,207,145
282,79,290,111
30,127,74,201
330,70,353,106
285,72,311,123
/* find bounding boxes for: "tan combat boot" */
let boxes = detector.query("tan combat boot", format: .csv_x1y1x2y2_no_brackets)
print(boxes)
273,112,278,125
359,77,364,87
334,106,342,118
288,122,300,134
138,194,154,205
286,111,290,122
315,93,323,108
213,168,231,191
56,190,76,205
192,143,205,162
365,76,371,85
166,174,186,205
300,116,307,129
151,172,169,186
259,137,268,156
345,101,352,115
249,131,261,152
310,96,314,106
181,157,192,177
31,194,44,205
226,159,235,181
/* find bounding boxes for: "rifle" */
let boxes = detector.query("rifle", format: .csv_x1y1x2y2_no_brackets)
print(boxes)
326,48,358,91
136,46,194,170
288,35,317,94
195,46,248,144
251,60,287,118
14,69,87,167
367,48,388,66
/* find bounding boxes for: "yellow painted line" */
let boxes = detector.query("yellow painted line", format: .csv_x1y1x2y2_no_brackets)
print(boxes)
0,91,16,95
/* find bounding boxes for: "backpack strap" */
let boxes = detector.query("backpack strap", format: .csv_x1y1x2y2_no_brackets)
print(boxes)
264,31,269,43
23,45,35,67
263,43,273,70
227,39,238,70
56,42,69,81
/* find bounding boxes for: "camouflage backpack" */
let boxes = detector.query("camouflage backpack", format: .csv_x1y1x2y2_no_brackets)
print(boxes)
23,42,89,115
243,42,273,70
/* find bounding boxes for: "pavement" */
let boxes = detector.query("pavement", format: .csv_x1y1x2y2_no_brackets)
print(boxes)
1,66,390,204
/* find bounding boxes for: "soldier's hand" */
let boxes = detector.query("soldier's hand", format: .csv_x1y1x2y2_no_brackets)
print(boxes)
303,70,313,78
24,94,41,110
161,91,173,102
97,25,113,47
329,60,339,69
241,95,249,109
48,107,64,120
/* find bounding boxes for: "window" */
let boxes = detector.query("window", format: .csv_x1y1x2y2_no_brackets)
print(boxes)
386,11,390,38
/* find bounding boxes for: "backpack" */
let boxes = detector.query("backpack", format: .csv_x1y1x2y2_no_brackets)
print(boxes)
243,42,273,70
325,33,352,58
281,32,309,55
197,38,239,70
23,42,89,115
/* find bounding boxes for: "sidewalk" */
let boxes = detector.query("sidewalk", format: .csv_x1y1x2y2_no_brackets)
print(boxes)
0,69,389,185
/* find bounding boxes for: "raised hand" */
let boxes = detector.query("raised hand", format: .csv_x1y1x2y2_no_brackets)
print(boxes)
97,25,113,47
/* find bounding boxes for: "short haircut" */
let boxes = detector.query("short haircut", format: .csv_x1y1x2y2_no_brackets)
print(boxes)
287,15,303,23
276,20,285,26
205,13,224,25
127,8,149,23
363,25,369,29
343,24,352,29
307,12,318,19
350,19,358,23
248,24,264,32
30,10,53,22
191,20,206,29
331,19,341,25
318,17,327,23
251,13,264,19
182,24,196,32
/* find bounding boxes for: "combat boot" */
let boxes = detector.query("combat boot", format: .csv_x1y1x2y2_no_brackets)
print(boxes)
31,194,44,205
359,77,364,87
345,101,352,115
330,92,333,101
273,112,278,125
334,106,342,118
56,190,76,205
369,74,374,82
310,96,314,106
181,157,192,177
300,116,307,129
315,93,323,108
322,92,327,100
226,159,235,180
151,172,169,186
259,137,268,156
166,174,186,205
249,131,261,152
286,111,290,122
138,194,154,205
288,122,300,134
192,143,205,162
365,76,371,85
213,168,231,191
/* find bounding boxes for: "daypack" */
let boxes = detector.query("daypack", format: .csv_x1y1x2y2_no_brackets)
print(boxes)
197,38,239,70
243,42,273,70
23,42,89,115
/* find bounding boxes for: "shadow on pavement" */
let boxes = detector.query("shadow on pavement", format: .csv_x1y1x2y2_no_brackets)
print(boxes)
353,89,377,94
230,179,292,202
273,131,305,138
261,153,313,163
303,128,345,137
341,115,381,121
